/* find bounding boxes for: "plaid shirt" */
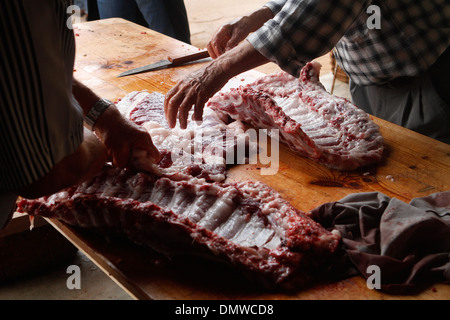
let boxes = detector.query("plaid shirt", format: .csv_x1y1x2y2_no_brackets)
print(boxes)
247,0,450,86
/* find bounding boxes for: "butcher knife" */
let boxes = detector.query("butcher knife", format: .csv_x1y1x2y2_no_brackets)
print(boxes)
117,49,210,77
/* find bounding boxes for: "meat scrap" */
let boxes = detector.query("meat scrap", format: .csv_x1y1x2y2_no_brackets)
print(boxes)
17,166,341,288
207,62,384,171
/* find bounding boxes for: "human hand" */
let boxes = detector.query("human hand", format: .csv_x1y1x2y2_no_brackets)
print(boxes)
165,41,269,129
164,62,230,129
94,105,161,170
72,79,161,171
207,17,251,59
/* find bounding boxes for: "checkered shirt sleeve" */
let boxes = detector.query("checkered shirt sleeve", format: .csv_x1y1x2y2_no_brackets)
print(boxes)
248,0,450,85
248,0,369,78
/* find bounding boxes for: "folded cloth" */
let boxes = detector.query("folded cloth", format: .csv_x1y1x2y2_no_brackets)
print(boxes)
309,191,450,294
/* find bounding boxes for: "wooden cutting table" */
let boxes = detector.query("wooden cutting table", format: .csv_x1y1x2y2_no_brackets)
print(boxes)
48,18,449,300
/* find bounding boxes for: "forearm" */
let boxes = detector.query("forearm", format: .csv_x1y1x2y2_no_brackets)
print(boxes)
216,40,270,79
72,77,122,132
239,5,275,34
72,78,160,169
72,77,128,137
72,78,101,116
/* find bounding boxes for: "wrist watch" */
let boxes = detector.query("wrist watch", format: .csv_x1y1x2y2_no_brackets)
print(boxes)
84,98,113,131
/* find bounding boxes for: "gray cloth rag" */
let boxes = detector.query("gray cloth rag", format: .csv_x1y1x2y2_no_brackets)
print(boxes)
309,191,450,294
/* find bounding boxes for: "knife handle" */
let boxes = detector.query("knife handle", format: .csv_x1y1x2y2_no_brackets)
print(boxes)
168,49,210,66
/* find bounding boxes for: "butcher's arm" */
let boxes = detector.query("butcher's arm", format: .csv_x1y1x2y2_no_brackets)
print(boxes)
72,79,161,168
165,40,269,129
20,78,163,199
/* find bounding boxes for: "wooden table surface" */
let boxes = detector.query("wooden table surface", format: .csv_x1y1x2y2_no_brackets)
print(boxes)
52,18,450,300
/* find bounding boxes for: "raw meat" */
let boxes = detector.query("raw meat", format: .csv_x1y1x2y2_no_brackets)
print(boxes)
117,91,252,182
207,62,384,171
17,165,341,288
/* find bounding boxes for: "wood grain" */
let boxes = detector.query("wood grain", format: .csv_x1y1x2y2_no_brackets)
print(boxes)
57,18,450,300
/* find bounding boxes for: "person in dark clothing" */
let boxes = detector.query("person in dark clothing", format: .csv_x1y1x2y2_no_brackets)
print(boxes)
95,0,191,44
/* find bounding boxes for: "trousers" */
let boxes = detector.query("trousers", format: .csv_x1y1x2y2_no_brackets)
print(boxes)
96,0,190,44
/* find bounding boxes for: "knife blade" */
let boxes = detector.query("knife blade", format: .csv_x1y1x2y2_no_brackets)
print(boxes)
117,49,210,77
